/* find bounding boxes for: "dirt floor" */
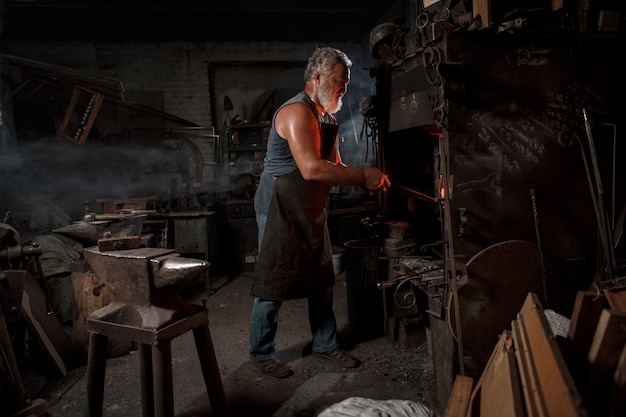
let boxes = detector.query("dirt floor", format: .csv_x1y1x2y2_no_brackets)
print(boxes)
34,269,445,417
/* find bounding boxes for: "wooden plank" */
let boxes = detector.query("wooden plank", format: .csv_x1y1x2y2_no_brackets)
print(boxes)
22,273,75,370
472,0,491,27
566,290,606,386
584,309,626,416
97,235,141,251
517,292,589,417
568,291,607,341
442,375,474,417
430,295,457,405
588,309,626,378
511,317,543,417
551,0,563,11
21,291,67,377
466,330,524,417
608,343,626,417
603,287,626,312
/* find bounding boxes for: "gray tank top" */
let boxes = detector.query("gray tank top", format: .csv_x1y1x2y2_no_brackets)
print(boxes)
254,91,334,215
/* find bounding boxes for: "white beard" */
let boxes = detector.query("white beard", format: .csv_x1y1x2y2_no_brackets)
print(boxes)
319,86,342,115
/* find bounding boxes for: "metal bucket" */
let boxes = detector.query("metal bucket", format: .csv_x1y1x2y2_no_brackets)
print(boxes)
332,245,344,276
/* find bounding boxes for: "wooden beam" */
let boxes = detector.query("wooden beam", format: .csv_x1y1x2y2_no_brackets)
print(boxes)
466,330,524,417
603,286,626,312
584,309,626,416
566,290,607,387
513,292,589,417
443,375,474,417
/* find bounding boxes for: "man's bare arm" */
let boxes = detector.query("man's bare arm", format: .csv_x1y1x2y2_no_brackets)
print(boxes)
276,103,389,192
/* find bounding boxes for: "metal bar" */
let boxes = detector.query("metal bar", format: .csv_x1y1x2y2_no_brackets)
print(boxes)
530,188,550,309
86,332,108,417
582,109,617,280
605,123,617,229
193,323,231,417
140,343,154,417
152,342,174,417
439,133,465,375
390,182,438,203
1,53,126,100
377,273,422,289
86,309,207,345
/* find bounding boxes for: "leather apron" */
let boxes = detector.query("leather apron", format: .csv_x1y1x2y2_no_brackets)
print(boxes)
250,122,339,301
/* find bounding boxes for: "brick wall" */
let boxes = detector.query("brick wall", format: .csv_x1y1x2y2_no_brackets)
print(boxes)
1,40,371,128
0,39,375,208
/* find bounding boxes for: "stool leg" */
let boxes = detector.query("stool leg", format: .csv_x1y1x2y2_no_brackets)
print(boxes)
86,332,108,417
152,341,175,417
193,323,230,417
139,343,155,417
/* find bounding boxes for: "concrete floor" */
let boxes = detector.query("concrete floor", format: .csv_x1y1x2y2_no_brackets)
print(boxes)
36,270,443,417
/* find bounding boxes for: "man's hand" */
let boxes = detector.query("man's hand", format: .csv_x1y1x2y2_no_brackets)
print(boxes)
363,168,390,193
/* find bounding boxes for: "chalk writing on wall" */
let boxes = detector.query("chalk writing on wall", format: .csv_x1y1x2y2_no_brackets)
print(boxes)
457,75,606,171
514,46,551,67
460,108,547,175
545,83,606,148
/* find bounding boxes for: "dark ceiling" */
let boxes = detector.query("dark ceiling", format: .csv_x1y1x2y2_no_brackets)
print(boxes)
0,0,400,42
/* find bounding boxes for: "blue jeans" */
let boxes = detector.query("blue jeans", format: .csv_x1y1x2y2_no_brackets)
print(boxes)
249,211,339,361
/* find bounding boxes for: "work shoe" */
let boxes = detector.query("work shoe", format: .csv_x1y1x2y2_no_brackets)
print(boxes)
252,358,293,378
313,348,361,368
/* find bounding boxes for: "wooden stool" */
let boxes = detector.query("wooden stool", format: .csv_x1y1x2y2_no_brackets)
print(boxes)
85,308,229,417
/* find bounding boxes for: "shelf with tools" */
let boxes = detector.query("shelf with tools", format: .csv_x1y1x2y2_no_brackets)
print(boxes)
220,123,270,270
223,123,270,202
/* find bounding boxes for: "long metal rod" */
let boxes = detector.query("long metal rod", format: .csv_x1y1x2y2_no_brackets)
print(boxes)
530,188,550,308
390,182,438,203
605,123,617,229
439,133,465,375
582,109,616,280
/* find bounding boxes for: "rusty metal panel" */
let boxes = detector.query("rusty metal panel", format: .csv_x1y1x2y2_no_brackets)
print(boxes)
388,56,437,132
449,240,553,365
174,217,208,256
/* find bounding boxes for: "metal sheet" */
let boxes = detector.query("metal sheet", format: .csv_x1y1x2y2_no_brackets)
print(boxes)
448,240,552,365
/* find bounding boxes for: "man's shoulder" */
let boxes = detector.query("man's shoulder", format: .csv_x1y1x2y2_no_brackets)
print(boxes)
276,101,316,124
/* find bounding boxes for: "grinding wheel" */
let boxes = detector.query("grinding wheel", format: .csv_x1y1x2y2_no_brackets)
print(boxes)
448,240,553,365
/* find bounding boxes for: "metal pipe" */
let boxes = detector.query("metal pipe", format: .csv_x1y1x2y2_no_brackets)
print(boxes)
439,134,465,375
390,182,438,203
530,188,549,308
582,109,617,280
